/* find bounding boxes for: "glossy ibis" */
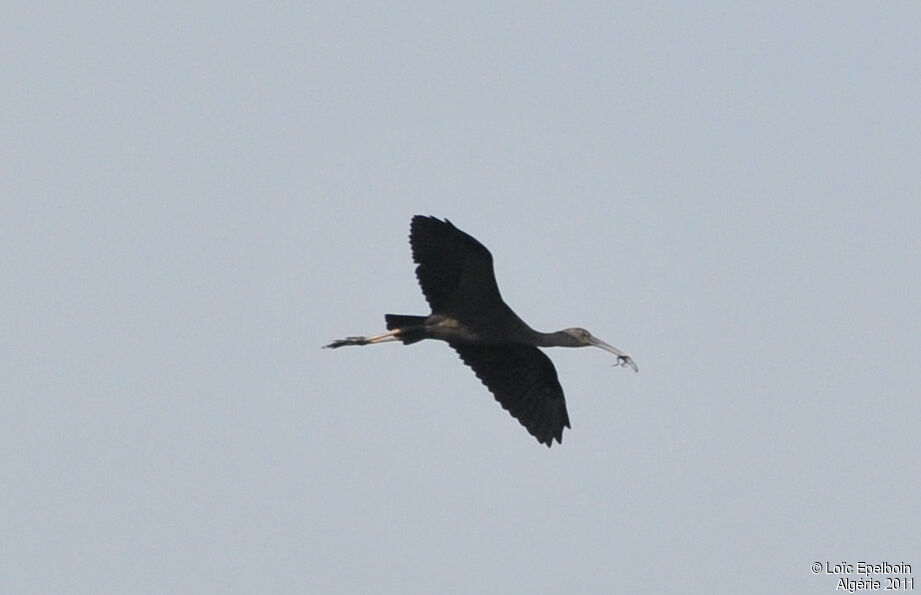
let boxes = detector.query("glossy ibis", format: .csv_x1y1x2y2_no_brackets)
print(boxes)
324,215,637,446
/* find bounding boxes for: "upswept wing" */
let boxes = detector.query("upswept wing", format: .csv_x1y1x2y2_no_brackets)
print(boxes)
409,215,504,314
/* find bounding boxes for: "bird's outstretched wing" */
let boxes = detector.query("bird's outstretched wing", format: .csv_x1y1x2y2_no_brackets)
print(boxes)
452,343,571,446
409,215,504,314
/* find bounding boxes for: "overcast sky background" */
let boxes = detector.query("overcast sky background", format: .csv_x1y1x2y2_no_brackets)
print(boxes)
3,3,920,594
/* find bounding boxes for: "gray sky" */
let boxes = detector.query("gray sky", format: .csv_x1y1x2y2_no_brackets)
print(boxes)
3,3,919,594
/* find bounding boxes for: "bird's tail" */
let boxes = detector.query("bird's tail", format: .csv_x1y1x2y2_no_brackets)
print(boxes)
385,314,427,345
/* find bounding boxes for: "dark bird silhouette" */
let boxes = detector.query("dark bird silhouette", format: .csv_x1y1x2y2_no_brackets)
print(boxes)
324,215,637,446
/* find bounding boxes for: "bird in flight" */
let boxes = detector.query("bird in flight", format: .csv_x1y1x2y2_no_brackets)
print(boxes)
324,215,637,446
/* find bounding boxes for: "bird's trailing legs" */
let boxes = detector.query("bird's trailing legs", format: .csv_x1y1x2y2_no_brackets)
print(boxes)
323,329,402,349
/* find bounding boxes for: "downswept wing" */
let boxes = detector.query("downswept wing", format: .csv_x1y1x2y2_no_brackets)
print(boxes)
452,343,571,446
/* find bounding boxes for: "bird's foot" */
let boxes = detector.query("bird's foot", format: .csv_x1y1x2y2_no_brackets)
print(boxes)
323,336,370,348
323,329,402,349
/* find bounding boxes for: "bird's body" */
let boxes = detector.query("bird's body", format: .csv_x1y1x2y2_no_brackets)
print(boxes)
325,215,637,446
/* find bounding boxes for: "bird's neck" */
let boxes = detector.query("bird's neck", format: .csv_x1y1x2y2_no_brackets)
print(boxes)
534,330,578,348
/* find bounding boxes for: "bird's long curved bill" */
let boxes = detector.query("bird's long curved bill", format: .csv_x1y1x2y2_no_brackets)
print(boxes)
589,337,639,372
